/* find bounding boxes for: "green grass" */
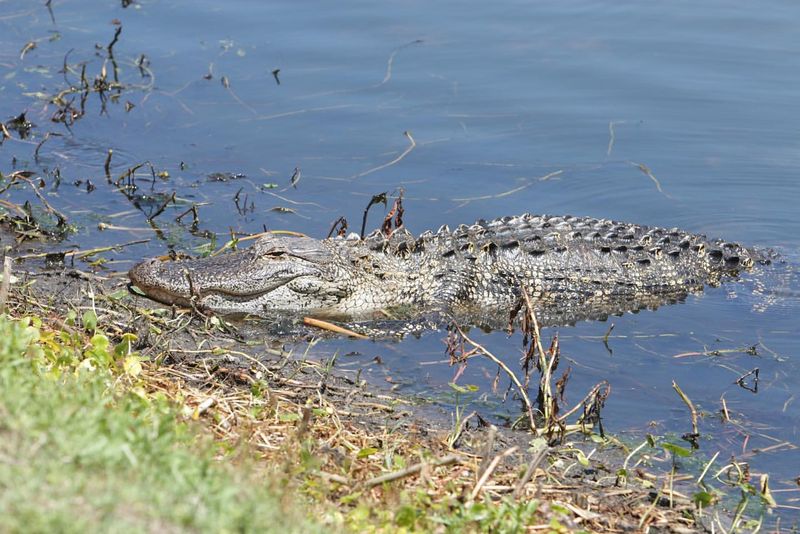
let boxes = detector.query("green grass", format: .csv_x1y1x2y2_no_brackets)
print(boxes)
0,315,316,533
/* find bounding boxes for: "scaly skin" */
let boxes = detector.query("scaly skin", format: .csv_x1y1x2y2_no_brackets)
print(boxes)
128,213,762,326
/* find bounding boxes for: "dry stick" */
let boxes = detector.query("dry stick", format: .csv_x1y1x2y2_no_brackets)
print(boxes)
107,26,122,55
147,191,176,221
34,132,61,160
452,170,563,203
373,39,423,87
359,192,387,239
18,176,68,225
221,76,258,116
0,256,12,313
557,381,610,423
720,396,731,422
45,0,55,25
0,123,12,142
0,171,37,195
629,161,668,197
673,347,752,359
520,287,553,421
448,410,478,447
104,149,113,179
735,368,759,392
208,230,307,257
672,380,699,437
363,454,461,488
455,325,537,431
607,120,628,156
309,470,349,485
249,104,353,123
623,440,650,472
265,191,325,208
303,317,369,340
0,199,27,217
351,131,416,180
15,239,149,260
469,446,519,500
602,323,615,346
19,41,36,60
512,447,548,498
697,451,721,484
174,205,198,225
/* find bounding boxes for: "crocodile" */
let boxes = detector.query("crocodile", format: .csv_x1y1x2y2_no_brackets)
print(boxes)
128,213,765,328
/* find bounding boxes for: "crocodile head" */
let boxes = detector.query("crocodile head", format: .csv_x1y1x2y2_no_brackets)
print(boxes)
128,235,354,316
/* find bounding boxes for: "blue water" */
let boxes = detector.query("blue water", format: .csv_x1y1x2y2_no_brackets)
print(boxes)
2,0,799,521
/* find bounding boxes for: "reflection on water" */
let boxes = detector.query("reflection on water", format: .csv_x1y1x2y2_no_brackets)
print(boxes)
2,0,799,520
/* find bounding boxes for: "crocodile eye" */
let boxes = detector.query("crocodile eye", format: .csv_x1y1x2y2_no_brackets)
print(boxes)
263,250,287,258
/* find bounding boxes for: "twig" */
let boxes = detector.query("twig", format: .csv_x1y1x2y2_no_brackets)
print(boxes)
447,410,478,448
602,323,615,354
249,104,353,122
629,161,668,197
303,317,369,340
107,26,122,56
14,239,149,260
34,132,61,161
264,191,324,208
309,470,349,485
672,380,699,437
0,123,12,143
452,170,563,203
359,192,388,238
351,131,416,180
735,368,759,393
697,451,720,484
104,149,113,179
512,448,547,498
455,325,537,431
147,191,176,221
0,199,27,217
607,120,627,156
720,396,731,422
557,381,610,422
520,287,553,421
469,446,519,500
208,230,307,258
326,216,348,239
363,454,460,488
0,256,12,313
623,440,649,472
221,76,258,116
374,40,423,87
17,176,68,226
45,0,55,24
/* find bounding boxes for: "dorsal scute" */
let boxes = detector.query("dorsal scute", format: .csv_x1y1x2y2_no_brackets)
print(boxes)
387,228,415,255
363,229,387,251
